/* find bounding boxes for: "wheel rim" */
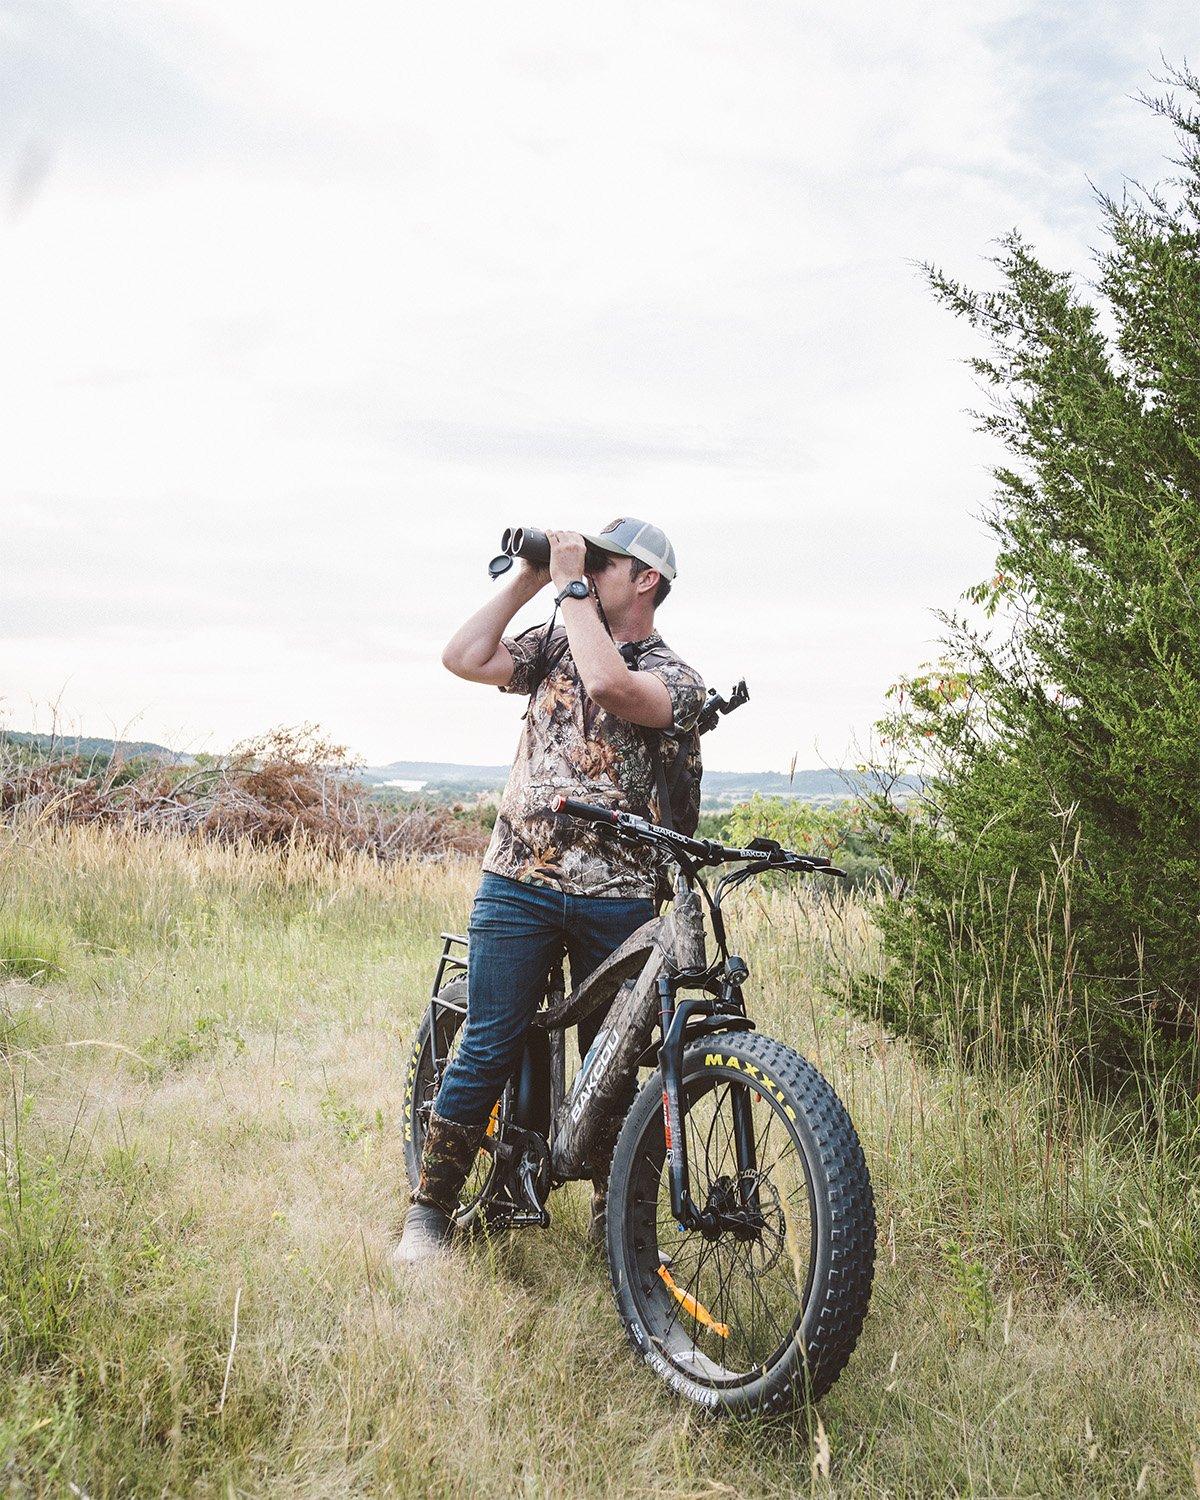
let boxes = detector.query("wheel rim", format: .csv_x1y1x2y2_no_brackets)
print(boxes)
621,1066,819,1388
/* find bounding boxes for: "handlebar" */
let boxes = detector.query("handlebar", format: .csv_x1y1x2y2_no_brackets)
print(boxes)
549,794,846,877
553,796,619,826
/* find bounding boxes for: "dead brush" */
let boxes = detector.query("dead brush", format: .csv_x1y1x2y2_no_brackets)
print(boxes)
0,724,488,862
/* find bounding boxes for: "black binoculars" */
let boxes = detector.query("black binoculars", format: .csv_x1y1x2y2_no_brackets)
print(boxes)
488,527,610,580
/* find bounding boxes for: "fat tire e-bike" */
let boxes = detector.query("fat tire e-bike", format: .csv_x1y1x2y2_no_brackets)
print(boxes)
401,796,876,1416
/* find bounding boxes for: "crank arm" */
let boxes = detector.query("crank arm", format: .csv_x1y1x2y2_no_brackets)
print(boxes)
516,1157,551,1228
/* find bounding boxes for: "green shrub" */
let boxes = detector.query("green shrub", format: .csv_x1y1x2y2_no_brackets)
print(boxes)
693,809,733,841
724,795,879,888
863,67,1200,1090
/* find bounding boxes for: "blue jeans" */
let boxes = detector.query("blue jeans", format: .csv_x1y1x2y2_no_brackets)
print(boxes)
433,872,655,1130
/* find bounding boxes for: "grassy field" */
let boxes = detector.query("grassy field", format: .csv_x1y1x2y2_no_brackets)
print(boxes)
1,824,1198,1497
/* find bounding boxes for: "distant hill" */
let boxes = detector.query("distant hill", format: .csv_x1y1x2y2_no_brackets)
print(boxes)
360,759,919,807
1,730,194,765
359,759,513,785
3,733,918,807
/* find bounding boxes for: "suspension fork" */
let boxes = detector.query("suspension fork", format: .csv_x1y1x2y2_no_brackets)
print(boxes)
658,975,718,1235
731,1083,761,1214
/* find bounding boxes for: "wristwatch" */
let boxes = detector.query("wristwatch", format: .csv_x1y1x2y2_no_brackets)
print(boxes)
554,578,590,607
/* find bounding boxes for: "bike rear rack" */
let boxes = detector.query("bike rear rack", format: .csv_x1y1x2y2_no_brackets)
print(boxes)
427,932,469,1081
432,931,469,1001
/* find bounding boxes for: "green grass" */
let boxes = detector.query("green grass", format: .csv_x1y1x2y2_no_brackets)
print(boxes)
0,909,68,983
0,824,1197,1496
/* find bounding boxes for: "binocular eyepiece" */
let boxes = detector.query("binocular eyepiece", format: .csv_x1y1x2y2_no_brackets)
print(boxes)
488,526,610,580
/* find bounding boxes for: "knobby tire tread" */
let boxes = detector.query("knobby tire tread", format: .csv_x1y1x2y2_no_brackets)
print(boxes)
607,1029,876,1416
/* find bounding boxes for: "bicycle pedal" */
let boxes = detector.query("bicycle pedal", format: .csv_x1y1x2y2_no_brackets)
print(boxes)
514,1207,551,1229
483,1206,551,1231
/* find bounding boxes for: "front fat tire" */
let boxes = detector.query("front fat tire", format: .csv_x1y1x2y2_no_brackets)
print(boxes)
606,1030,876,1417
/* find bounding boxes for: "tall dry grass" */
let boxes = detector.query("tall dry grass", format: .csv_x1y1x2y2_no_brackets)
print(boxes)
1,822,1198,1496
0,726,489,862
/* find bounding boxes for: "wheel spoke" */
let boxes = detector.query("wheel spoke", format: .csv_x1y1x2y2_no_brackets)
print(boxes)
752,1101,776,1177
729,1233,793,1357
620,1053,824,1387
701,1083,734,1180
662,1226,718,1345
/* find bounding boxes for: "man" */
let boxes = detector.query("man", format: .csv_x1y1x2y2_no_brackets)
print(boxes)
393,517,705,1266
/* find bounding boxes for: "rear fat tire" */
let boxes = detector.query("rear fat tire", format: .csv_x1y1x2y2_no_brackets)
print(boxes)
401,980,500,1232
605,1029,876,1416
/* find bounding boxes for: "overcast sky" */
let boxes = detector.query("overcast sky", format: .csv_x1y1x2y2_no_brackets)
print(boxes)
2,2,1194,770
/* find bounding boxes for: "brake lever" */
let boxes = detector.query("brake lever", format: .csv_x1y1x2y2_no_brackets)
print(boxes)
793,860,846,877
777,854,847,878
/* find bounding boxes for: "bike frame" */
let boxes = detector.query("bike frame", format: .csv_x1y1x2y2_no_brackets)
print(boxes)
419,811,839,1232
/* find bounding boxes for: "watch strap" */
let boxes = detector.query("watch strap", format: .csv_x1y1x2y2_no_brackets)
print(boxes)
554,579,589,607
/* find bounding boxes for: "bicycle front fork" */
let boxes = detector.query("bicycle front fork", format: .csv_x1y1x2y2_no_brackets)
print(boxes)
658,974,758,1236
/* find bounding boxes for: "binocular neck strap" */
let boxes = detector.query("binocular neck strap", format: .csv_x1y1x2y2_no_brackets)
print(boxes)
520,583,622,721
592,590,676,830
592,586,616,643
520,603,557,722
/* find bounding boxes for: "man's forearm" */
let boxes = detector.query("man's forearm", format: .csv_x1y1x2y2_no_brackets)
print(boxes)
441,572,545,673
559,592,626,698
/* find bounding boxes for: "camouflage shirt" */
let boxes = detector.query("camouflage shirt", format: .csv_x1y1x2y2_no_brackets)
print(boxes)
481,622,706,900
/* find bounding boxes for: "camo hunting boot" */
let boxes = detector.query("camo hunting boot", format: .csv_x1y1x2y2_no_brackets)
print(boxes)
391,1109,483,1269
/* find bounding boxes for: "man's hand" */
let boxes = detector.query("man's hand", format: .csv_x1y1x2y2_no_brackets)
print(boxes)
516,553,551,591
546,529,589,594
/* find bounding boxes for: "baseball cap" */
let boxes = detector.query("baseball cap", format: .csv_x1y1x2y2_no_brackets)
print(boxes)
581,517,677,581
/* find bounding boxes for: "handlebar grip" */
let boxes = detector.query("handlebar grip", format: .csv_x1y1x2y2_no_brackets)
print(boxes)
550,794,619,825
